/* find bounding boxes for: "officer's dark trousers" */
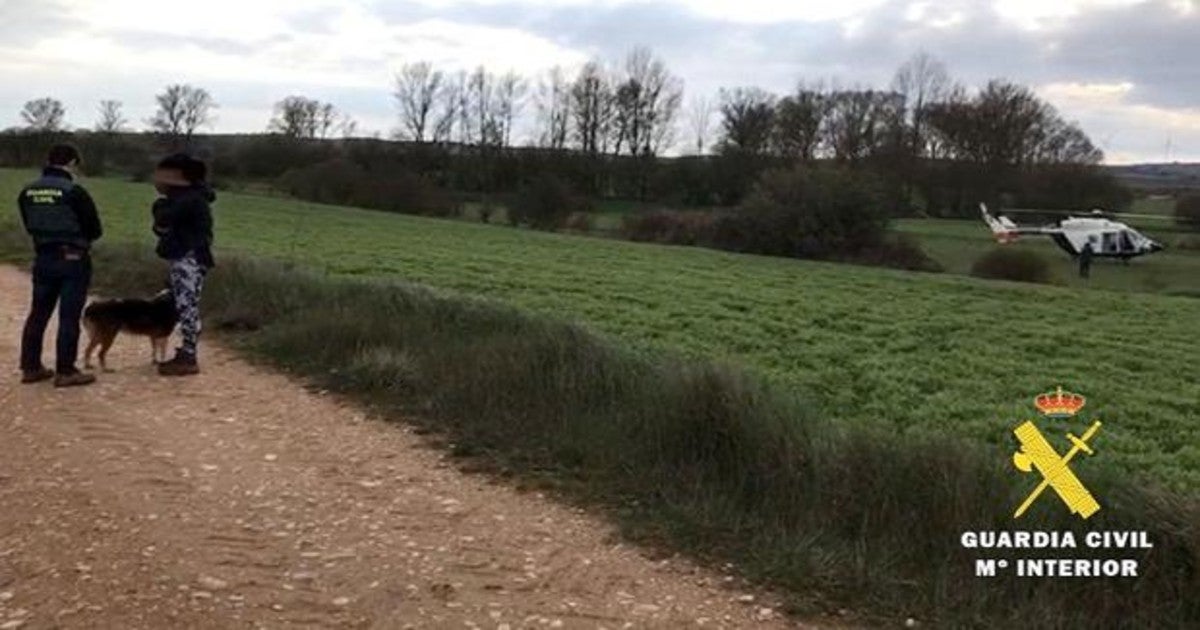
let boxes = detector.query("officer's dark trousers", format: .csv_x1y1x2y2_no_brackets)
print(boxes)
20,250,91,373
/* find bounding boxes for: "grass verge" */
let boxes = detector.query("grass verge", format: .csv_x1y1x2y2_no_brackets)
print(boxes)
3,235,1197,628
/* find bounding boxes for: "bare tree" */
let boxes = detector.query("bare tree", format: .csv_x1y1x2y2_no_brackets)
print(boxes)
468,66,500,147
534,66,571,149
453,71,474,146
20,97,66,132
611,47,682,157
393,61,444,143
314,103,340,139
495,71,527,148
891,53,950,159
608,47,683,199
685,94,714,155
428,70,463,144
925,79,1101,167
338,115,358,139
922,83,968,160
570,60,614,155
611,57,638,155
772,83,828,162
269,96,316,137
149,84,216,143
823,89,903,164
717,87,775,156
454,67,527,149
96,100,126,133
269,96,343,139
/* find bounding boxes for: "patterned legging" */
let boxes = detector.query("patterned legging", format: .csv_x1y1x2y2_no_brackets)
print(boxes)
169,254,207,357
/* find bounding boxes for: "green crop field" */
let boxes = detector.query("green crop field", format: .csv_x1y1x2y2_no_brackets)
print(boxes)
4,168,1198,489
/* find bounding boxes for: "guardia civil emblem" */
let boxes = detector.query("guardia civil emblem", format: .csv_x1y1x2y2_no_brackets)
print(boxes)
1011,387,1102,520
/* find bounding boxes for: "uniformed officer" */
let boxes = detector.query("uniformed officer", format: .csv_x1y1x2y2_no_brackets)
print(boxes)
18,144,103,387
1079,241,1094,279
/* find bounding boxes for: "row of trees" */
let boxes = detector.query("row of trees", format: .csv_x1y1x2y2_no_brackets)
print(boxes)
9,50,1099,169
377,50,1116,212
15,85,217,146
713,54,1100,177
13,86,358,144
392,47,683,159
384,50,1099,172
269,96,357,139
4,48,1126,216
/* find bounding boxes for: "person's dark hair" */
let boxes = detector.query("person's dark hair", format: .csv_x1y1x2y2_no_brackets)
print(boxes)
183,157,208,184
47,144,81,167
156,153,208,184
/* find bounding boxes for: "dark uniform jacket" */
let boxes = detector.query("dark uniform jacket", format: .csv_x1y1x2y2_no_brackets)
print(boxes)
17,167,102,253
153,184,215,268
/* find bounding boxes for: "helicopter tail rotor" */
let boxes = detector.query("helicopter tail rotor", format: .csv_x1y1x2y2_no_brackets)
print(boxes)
980,203,1020,244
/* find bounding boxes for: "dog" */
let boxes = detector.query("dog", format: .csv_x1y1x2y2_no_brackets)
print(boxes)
83,289,178,371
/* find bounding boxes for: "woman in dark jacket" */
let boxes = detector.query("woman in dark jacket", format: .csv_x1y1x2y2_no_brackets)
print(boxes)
151,154,215,376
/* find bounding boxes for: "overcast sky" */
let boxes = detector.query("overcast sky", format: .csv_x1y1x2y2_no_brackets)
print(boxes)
1,0,1197,163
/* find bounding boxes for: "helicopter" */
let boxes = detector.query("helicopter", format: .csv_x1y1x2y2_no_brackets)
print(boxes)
980,204,1165,260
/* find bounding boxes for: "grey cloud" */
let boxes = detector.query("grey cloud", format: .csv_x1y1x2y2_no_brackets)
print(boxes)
374,0,728,59
0,0,84,47
369,0,847,99
800,0,1199,108
106,30,289,57
1051,3,1200,109
367,0,1198,108
285,6,345,35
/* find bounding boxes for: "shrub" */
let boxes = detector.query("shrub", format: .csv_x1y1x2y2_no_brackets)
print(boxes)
478,202,498,224
510,174,590,230
277,158,362,206
619,210,714,245
229,134,337,180
853,234,944,273
1175,195,1200,229
561,211,593,234
970,247,1053,284
618,169,941,272
710,166,889,259
1173,235,1200,250
277,158,455,217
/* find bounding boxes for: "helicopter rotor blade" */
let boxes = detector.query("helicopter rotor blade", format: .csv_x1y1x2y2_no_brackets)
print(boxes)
1000,208,1173,221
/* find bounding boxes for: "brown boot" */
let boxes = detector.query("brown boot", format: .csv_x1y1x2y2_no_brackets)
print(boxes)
54,370,96,388
21,367,55,384
158,352,200,377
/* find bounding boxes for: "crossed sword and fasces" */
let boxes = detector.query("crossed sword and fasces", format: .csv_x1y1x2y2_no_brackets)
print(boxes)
1012,420,1103,519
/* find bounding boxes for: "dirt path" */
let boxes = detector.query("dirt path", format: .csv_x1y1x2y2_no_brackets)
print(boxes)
0,266,813,630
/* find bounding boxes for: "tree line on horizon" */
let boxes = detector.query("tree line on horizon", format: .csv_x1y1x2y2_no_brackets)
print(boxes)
6,49,1102,163
1,47,1130,218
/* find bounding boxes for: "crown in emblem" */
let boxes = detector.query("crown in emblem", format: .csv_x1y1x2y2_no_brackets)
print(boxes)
1034,386,1086,418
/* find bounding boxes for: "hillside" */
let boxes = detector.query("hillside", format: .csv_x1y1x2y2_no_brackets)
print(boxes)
1107,162,1200,190
2,169,1197,489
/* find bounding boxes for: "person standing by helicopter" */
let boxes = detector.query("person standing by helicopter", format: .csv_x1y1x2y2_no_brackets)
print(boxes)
1079,240,1094,279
